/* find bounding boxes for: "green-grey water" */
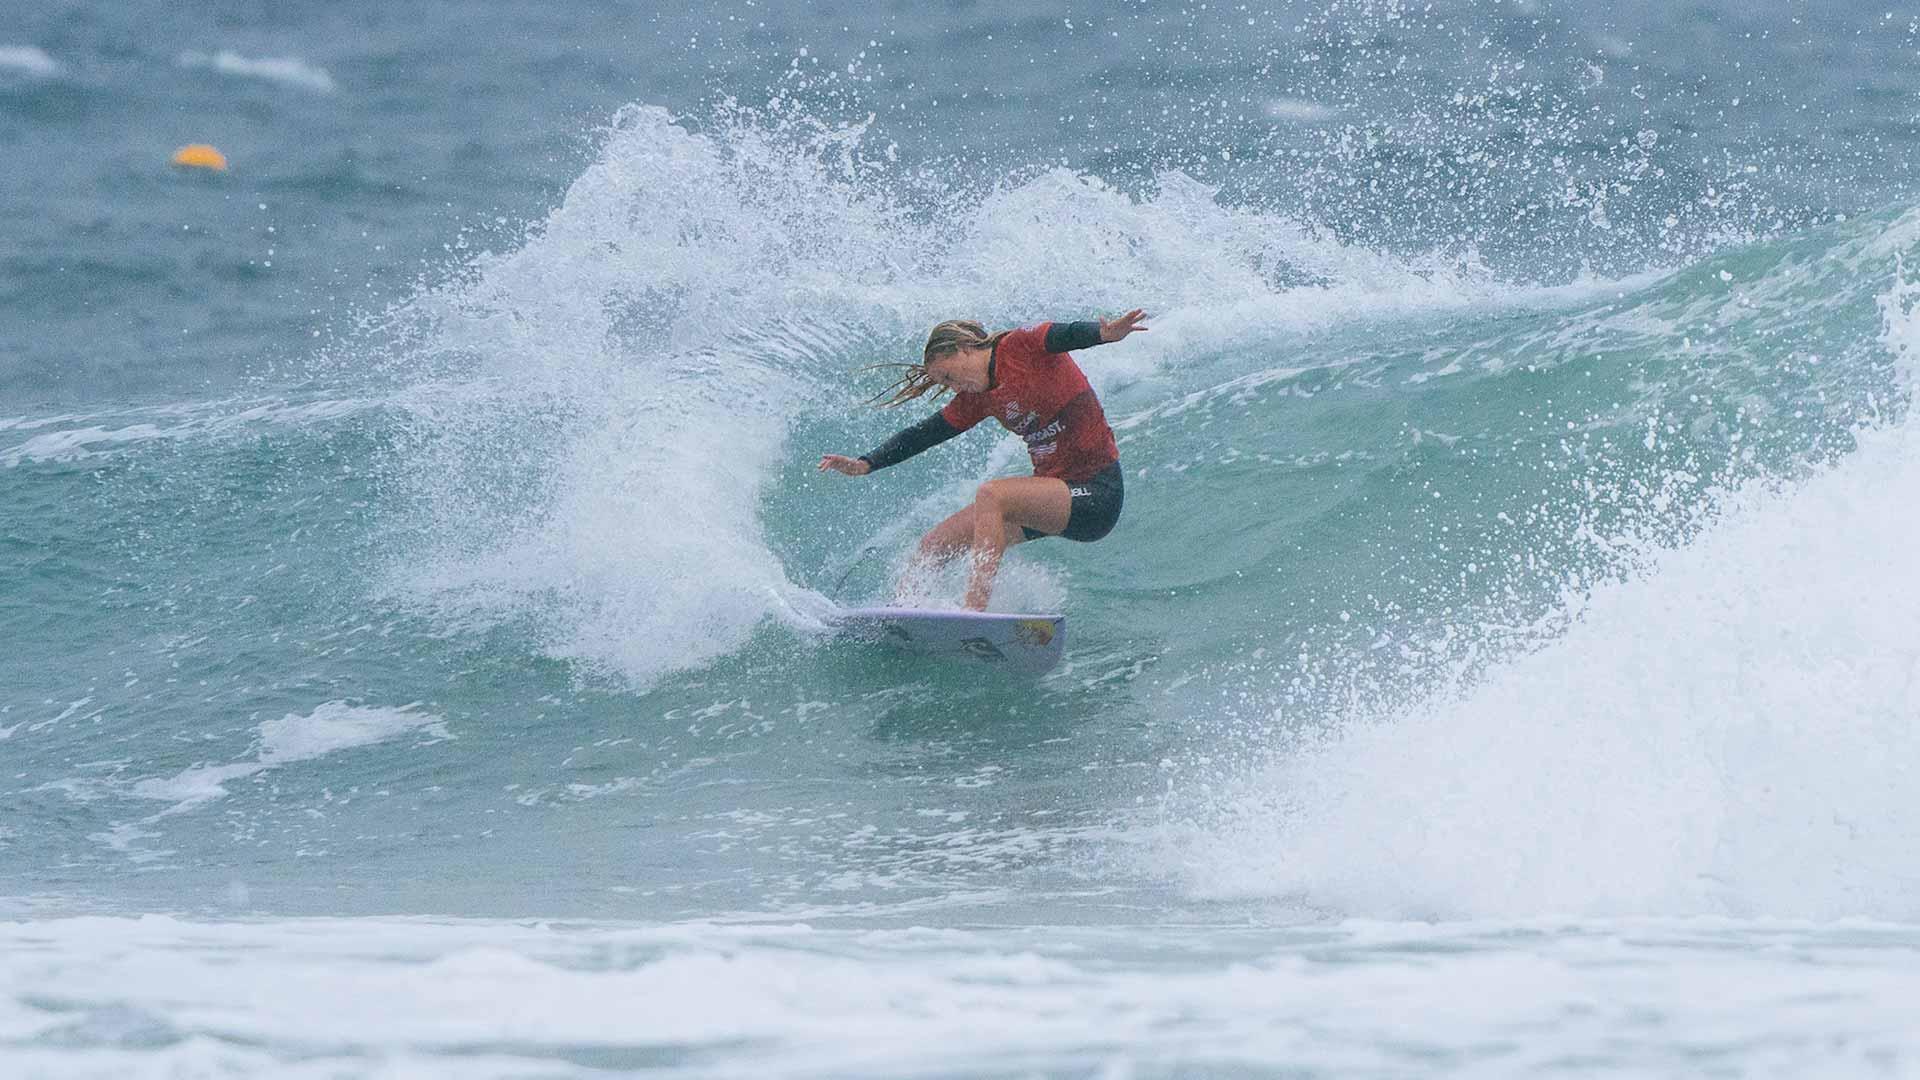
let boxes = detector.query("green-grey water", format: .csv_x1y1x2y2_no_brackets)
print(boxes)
6,2,1920,1075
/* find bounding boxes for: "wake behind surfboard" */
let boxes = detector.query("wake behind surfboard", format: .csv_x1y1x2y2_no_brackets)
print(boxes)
834,607,1065,675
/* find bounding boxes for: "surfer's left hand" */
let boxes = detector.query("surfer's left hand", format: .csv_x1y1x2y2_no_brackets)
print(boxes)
818,454,871,476
1099,309,1151,343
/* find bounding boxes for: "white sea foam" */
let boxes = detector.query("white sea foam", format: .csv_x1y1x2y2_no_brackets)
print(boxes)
1263,97,1337,122
0,397,369,467
177,50,336,93
3,915,1919,1077
1159,263,1920,921
129,702,447,810
0,412,84,434
1,424,169,467
0,45,59,77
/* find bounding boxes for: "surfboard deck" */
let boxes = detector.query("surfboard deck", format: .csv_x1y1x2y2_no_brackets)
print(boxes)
834,606,1065,675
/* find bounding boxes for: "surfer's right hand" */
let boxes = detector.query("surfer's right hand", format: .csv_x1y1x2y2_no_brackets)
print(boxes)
818,454,871,476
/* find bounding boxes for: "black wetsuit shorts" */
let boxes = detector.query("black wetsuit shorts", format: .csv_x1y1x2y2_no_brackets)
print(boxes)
1023,462,1124,543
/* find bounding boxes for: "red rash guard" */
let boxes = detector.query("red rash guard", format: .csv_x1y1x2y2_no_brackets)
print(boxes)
937,323,1120,482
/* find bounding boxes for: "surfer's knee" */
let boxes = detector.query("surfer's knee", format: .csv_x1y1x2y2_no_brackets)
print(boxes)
972,481,1003,516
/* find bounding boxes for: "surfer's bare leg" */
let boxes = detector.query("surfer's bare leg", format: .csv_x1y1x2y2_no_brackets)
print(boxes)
898,507,1023,604
914,505,1023,565
962,477,1071,610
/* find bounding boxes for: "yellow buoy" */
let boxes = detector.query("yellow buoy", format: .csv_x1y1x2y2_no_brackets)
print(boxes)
171,144,228,171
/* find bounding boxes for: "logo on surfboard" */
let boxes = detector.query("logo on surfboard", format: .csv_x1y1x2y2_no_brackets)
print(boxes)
958,636,1006,661
1014,619,1056,647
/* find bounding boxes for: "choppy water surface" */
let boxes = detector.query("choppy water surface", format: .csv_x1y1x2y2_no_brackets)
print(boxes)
5,1,1920,1075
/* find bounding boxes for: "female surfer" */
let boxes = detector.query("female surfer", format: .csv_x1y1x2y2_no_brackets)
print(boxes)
818,310,1149,610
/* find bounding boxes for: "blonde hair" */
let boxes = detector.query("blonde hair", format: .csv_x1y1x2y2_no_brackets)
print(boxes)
864,320,1013,407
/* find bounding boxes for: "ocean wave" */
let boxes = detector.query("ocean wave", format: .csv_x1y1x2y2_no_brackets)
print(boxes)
1153,251,1920,921
374,101,1645,689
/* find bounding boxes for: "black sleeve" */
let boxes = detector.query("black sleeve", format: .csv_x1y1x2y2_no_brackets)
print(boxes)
1043,320,1105,354
860,412,964,472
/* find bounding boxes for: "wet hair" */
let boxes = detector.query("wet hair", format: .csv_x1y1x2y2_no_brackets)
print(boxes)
864,320,1013,407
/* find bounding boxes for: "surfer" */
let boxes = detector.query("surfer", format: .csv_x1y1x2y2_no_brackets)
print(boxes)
819,311,1148,610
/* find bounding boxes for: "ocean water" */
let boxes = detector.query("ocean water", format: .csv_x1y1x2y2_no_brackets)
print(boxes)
5,1,1920,1075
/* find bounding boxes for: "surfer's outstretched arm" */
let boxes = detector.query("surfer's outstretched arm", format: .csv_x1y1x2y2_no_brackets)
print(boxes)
1043,309,1150,354
818,412,964,476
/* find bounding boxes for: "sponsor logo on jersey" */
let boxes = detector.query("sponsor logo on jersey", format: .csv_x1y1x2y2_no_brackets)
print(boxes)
1022,416,1065,454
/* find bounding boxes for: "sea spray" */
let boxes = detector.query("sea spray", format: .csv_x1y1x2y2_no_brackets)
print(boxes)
1156,241,1920,920
370,104,1562,687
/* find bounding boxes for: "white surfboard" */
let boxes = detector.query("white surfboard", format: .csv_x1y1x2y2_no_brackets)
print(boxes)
835,607,1065,675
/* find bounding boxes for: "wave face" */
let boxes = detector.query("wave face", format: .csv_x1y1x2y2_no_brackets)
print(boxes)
1157,256,1920,921
4,0,1920,936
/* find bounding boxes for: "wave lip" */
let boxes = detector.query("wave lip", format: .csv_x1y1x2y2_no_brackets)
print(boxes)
176,50,336,94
